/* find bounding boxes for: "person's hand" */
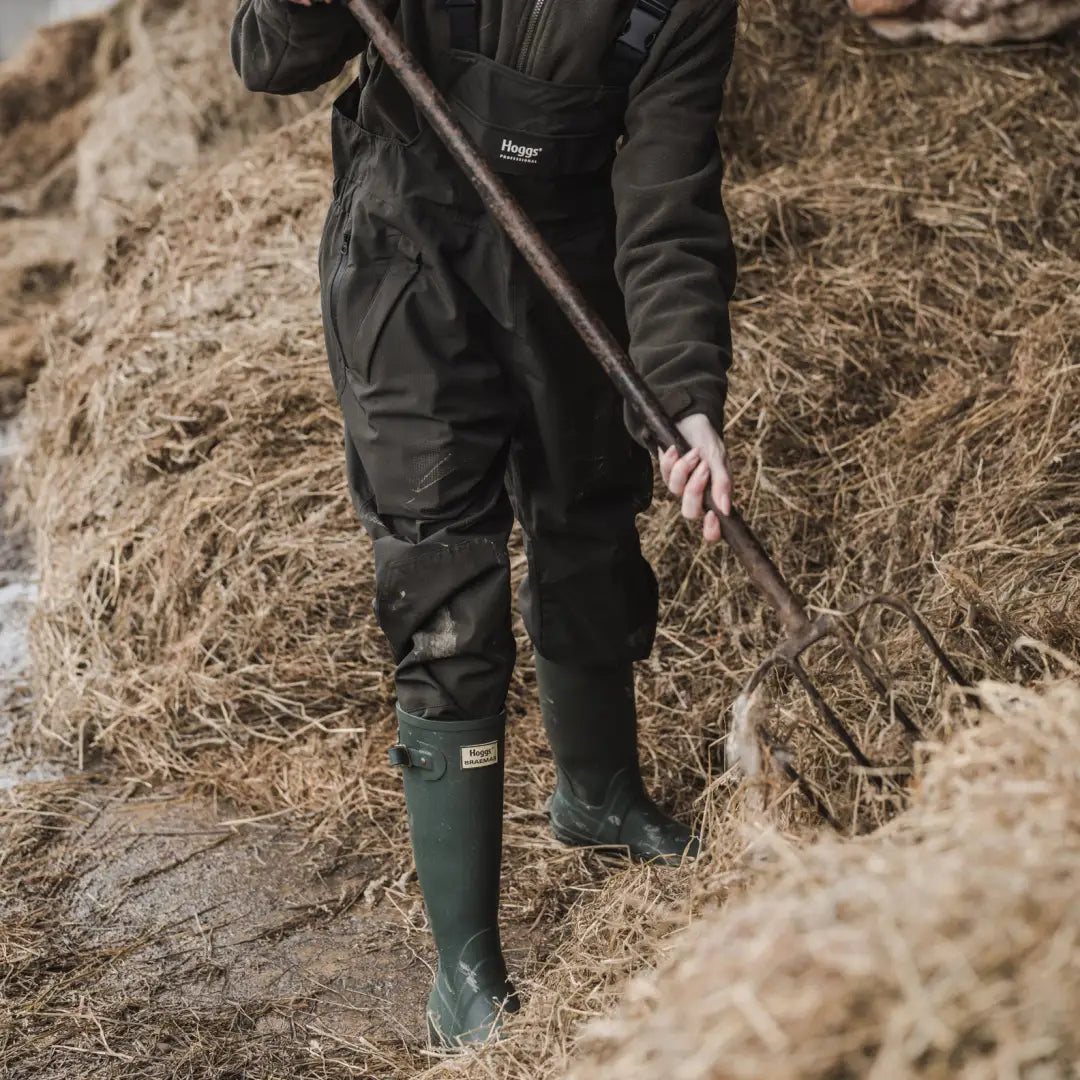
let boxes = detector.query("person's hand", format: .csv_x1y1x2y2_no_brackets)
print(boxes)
658,413,732,543
287,0,334,6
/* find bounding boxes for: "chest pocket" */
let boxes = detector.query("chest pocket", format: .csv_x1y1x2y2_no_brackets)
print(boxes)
436,0,677,178
444,50,628,178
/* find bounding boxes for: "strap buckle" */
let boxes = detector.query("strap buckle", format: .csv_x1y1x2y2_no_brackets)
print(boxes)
387,743,444,779
444,0,479,52
388,744,412,768
617,0,672,58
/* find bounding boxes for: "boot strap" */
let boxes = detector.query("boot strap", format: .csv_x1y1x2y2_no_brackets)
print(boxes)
388,743,448,780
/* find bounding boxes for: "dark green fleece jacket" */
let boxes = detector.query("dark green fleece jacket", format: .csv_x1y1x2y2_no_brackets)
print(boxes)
231,0,737,440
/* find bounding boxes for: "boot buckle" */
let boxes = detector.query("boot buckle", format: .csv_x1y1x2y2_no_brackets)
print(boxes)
388,743,447,780
388,744,410,767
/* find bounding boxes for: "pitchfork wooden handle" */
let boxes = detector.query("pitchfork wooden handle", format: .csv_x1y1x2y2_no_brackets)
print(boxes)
710,503,809,633
343,0,812,637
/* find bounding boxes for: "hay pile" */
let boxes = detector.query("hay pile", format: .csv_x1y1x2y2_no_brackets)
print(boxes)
0,14,110,414
69,0,306,240
18,0,1080,827
573,676,1080,1080
0,14,112,203
0,0,310,415
0,0,300,234
5,0,1079,1076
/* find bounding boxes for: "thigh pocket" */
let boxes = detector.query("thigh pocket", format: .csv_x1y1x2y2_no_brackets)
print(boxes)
323,228,420,396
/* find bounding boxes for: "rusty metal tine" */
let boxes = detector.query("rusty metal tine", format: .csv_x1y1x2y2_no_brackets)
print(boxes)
745,640,877,770
851,594,969,687
783,657,876,770
738,652,871,816
833,629,923,739
756,724,841,830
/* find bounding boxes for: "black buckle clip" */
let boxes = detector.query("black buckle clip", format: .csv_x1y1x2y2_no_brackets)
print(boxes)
618,0,670,57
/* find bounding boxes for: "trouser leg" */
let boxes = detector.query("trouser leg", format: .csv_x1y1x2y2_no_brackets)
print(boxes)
325,216,519,1042
505,222,696,864
331,219,518,720
504,226,659,668
346,432,515,720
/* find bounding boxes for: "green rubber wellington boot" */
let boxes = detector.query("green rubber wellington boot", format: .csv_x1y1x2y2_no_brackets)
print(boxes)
535,655,700,866
390,707,520,1047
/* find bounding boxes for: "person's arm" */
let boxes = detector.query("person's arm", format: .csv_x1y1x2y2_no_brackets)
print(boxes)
612,0,738,539
231,0,369,94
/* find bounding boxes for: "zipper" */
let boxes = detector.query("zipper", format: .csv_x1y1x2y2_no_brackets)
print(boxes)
329,228,351,356
514,0,549,72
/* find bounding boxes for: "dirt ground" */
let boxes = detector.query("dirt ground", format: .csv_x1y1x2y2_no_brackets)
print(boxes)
28,783,436,1044
4,762,630,1076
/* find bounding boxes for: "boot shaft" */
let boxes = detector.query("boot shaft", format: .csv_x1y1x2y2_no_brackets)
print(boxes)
534,653,640,806
534,655,699,864
393,707,507,971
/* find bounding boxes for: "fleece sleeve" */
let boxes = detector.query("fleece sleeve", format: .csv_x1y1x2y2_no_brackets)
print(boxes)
231,0,370,95
611,0,738,445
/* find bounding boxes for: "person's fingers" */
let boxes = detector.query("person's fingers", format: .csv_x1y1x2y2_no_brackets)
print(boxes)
666,447,701,497
659,445,678,487
703,510,722,543
681,459,709,520
710,458,733,517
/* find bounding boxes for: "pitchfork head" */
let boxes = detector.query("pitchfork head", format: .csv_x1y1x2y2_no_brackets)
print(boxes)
730,592,970,828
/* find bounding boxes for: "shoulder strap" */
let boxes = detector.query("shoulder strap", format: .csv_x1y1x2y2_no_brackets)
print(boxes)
605,0,676,86
444,0,480,52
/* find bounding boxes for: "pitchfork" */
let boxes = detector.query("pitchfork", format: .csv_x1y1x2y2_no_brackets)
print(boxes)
342,0,970,825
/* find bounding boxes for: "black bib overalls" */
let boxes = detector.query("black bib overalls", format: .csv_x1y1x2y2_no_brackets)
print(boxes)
318,2,663,721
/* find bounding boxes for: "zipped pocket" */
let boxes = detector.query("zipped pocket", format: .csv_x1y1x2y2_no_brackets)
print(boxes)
323,219,421,396
329,226,352,363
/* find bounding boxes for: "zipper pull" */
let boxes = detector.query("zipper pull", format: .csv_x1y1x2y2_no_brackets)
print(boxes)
341,231,351,255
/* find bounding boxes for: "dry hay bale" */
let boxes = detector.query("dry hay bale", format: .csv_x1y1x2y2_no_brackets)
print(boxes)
0,323,44,418
569,678,1080,1080
848,0,1080,43
0,10,122,210
0,14,107,136
72,0,313,239
0,217,76,329
0,0,320,413
0,102,85,214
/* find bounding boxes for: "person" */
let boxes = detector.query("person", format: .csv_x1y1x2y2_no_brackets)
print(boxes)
231,0,737,1047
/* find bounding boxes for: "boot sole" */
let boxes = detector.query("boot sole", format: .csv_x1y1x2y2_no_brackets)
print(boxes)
550,821,638,859
551,821,694,865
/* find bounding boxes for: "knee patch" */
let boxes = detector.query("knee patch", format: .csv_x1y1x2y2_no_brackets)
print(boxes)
373,534,516,719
